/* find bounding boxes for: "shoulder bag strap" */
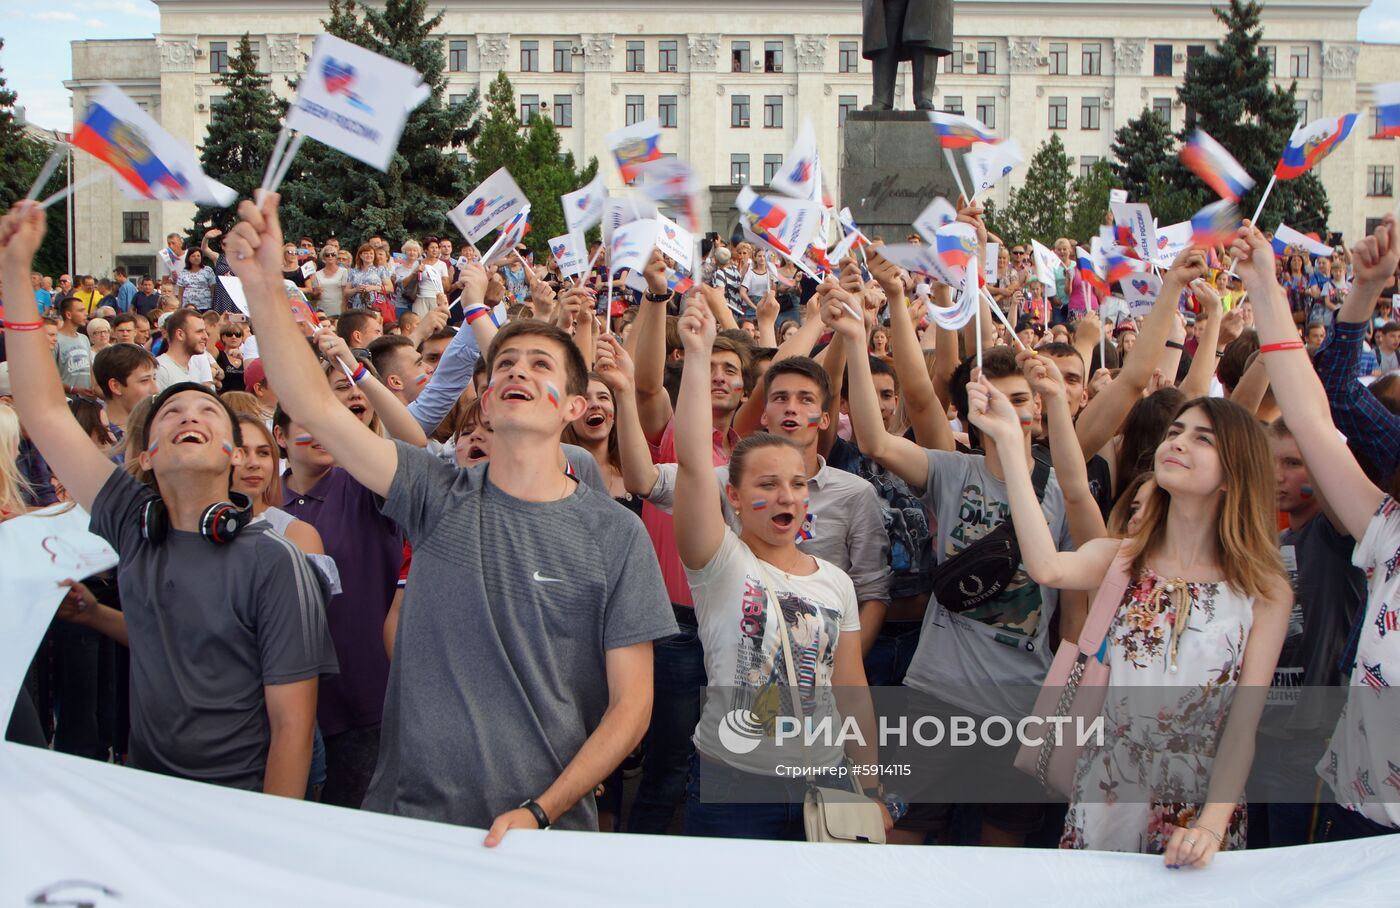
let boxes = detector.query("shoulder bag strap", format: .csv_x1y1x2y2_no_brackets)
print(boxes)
1074,539,1136,661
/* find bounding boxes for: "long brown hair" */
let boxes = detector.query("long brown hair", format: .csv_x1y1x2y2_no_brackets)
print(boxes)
561,373,621,473
1123,397,1285,601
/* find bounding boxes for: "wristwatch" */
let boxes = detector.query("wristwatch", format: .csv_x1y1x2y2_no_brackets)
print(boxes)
518,798,551,829
644,290,672,303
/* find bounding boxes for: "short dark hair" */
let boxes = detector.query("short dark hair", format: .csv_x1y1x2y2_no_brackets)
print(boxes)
143,382,242,450
950,345,1022,431
712,335,756,394
1036,341,1082,367
1217,329,1259,393
727,432,805,486
418,329,456,352
840,356,897,400
337,310,379,345
93,343,157,400
367,334,416,380
763,356,833,410
485,320,589,396
61,296,84,316
110,312,137,331
113,266,127,278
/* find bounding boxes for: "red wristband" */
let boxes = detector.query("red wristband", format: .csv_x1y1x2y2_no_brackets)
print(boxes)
1259,340,1305,354
2,319,44,331
464,305,490,325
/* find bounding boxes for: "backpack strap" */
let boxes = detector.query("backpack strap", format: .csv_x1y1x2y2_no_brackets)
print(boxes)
1075,540,1136,663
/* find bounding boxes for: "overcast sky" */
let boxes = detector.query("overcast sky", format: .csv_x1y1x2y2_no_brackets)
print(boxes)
4,0,1400,131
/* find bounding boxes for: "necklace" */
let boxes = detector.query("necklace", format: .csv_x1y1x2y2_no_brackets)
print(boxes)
1158,576,1192,674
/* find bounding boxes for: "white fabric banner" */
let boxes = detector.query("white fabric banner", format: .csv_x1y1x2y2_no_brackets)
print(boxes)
1111,202,1156,261
1030,240,1060,299
548,231,588,278
562,172,607,234
450,168,528,245
913,197,958,245
653,213,695,273
963,139,1024,197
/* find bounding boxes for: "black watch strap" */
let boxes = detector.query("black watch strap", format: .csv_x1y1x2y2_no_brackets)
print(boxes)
519,798,551,829
644,290,672,302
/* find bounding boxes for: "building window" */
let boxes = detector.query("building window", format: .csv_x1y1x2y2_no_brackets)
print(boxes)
764,154,783,184
731,153,750,185
449,93,470,107
1368,217,1387,235
1081,96,1101,130
520,40,539,72
625,95,645,126
764,41,783,73
520,94,540,121
449,39,469,72
209,41,229,74
1153,44,1172,77
1368,165,1394,197
976,97,995,128
209,95,226,111
627,40,645,72
839,94,857,126
553,94,572,127
944,95,964,115
946,42,963,74
1295,98,1308,122
659,94,678,127
732,41,750,72
1048,96,1067,130
763,95,783,129
1081,43,1101,76
1290,46,1309,79
1260,45,1276,76
977,42,995,75
1152,97,1172,123
839,41,858,73
1048,43,1068,76
1080,156,1100,179
553,41,572,73
731,94,751,127
122,212,149,245
1185,45,1205,75
659,40,679,72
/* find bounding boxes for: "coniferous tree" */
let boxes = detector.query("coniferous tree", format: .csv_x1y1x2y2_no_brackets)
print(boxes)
278,0,479,244
1110,107,1179,204
1067,159,1116,244
190,35,281,238
999,134,1074,245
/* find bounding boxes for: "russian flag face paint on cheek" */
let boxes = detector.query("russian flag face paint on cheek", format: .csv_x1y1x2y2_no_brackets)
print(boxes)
805,413,822,428
546,385,561,409
146,442,159,458
416,373,429,386
293,434,315,447
1301,484,1314,499
751,499,769,511
221,442,234,457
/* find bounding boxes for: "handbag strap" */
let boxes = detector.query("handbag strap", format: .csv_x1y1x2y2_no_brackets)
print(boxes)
1074,540,1136,660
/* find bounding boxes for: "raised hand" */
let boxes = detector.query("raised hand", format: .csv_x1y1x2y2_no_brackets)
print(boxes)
593,333,635,393
314,327,354,366
964,378,1022,444
756,289,780,324
0,200,46,268
1166,246,1208,286
1226,222,1275,290
643,249,668,296
677,298,715,353
1017,349,1064,400
1190,278,1222,320
1353,214,1400,290
866,246,908,303
458,261,489,309
224,193,287,296
818,280,866,342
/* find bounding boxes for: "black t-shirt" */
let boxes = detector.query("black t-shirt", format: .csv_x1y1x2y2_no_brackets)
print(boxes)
217,349,245,393
88,469,338,789
282,268,308,288
828,436,936,600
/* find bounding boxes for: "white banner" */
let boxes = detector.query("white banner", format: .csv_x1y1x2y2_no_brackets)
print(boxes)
1121,271,1163,319
562,172,607,234
654,213,694,273
984,243,1000,287
1111,202,1156,261
769,117,820,201
609,219,658,276
1030,240,1060,299
601,197,658,243
913,197,958,245
450,168,528,245
481,207,532,268
964,139,1024,197
548,231,588,278
1154,221,1193,267
286,34,428,172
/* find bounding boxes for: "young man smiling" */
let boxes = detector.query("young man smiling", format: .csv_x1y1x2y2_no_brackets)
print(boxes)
223,193,673,841
0,199,334,797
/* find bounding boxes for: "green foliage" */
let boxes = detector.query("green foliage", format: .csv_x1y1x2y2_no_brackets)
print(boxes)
1110,107,1184,207
469,72,597,255
0,38,68,276
998,134,1074,245
277,0,479,245
1067,159,1116,244
189,34,281,239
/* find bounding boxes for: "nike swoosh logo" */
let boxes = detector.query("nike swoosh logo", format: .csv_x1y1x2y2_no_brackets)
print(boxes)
532,571,564,583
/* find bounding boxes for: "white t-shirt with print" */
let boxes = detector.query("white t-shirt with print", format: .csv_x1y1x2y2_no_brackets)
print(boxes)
686,528,861,778
417,260,449,300
1319,496,1400,829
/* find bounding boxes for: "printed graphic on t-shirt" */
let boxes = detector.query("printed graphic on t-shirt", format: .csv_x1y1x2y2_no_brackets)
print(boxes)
1273,543,1305,700
732,574,843,726
945,482,1043,639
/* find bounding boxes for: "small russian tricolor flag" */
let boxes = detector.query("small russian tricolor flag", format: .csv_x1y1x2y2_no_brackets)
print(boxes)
1275,113,1357,180
1077,247,1108,295
1180,130,1255,203
1377,82,1400,139
928,111,999,149
1190,199,1241,247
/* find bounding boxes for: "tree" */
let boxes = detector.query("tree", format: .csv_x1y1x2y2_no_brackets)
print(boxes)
189,35,281,239
1174,0,1328,230
1110,107,1182,206
468,72,597,255
1067,159,1116,244
0,39,69,276
998,134,1074,245
278,0,480,245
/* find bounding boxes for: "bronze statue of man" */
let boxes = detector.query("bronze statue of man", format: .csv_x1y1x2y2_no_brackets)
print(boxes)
862,0,954,111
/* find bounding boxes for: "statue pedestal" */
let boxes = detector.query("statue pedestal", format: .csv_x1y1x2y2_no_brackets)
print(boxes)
840,110,962,242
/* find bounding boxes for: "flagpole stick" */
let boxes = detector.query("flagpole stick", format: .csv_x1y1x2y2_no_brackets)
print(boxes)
981,287,1026,350
1099,321,1106,371
943,148,970,203
26,143,67,202
39,171,108,210
259,123,293,200
1249,175,1277,226
266,133,306,196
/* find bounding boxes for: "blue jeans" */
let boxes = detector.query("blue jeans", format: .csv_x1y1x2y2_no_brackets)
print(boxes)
863,620,922,688
1246,734,1325,848
682,752,809,841
1315,801,1398,842
626,622,706,834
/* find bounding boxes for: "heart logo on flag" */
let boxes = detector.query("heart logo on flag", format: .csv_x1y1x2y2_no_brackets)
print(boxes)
466,198,486,216
576,197,590,209
321,58,373,114
789,160,813,182
1132,279,1150,294
663,225,676,240
1157,236,1169,249
551,244,566,258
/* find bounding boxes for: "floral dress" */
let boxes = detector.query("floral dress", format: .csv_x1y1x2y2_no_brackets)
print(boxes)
1061,568,1255,853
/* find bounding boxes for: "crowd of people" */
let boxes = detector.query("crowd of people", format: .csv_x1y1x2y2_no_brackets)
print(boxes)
2,185,1399,866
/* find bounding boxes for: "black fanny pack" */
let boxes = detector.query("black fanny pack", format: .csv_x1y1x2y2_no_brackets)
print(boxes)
928,454,1050,614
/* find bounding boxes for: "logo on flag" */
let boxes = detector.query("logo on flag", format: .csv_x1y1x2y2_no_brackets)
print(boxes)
607,119,664,182
1275,113,1358,180
466,196,498,217
551,243,567,258
321,58,373,114
1271,223,1334,258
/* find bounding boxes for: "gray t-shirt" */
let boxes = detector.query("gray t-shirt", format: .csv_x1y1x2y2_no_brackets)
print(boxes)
902,449,1072,719
54,331,93,389
89,469,338,790
362,442,676,830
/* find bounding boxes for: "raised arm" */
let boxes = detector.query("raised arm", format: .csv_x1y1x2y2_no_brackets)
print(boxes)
630,250,675,443
1179,280,1223,400
1019,350,1106,547
732,292,827,438
871,248,955,452
1228,354,1270,417
0,202,115,510
314,329,428,447
756,289,780,347
407,264,493,435
1232,221,1382,541
595,334,661,498
671,300,728,569
1076,249,1208,459
224,194,397,497
822,284,932,490
817,331,847,459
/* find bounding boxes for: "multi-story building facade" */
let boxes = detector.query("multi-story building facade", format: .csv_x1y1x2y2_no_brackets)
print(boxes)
66,0,1388,276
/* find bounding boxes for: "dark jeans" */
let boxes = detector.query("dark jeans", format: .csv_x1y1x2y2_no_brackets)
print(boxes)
682,752,810,841
863,620,922,688
51,622,107,761
321,723,381,808
1246,734,1326,848
1315,801,1398,842
626,621,706,834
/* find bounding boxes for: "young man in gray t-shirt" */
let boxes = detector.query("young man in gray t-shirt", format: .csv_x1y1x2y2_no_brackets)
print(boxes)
226,196,674,841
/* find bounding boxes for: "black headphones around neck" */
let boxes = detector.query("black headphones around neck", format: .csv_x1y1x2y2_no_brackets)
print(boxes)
140,491,254,545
